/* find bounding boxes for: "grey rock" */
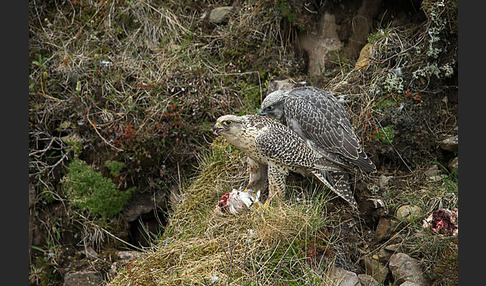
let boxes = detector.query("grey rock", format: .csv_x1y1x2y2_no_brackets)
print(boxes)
331,267,360,286
209,6,233,24
439,135,458,152
396,205,422,222
378,175,393,189
63,271,102,286
447,156,458,171
389,253,428,285
363,256,389,283
400,282,422,286
358,274,379,286
424,165,440,177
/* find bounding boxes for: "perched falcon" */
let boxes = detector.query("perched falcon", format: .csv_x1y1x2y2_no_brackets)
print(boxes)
212,114,357,208
259,86,376,207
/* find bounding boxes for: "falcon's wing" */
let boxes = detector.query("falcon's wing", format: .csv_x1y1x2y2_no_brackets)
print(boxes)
284,88,376,172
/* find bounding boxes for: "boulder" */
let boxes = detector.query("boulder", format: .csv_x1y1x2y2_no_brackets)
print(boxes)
389,253,428,285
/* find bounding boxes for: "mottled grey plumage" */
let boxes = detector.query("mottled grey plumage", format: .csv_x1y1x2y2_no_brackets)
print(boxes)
212,114,357,208
259,86,376,207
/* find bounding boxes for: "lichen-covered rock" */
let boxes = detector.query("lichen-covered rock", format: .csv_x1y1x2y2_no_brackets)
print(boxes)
396,205,423,222
209,6,233,24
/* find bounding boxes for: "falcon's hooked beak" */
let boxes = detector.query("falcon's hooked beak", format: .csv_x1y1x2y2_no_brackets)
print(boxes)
258,105,273,116
212,122,223,136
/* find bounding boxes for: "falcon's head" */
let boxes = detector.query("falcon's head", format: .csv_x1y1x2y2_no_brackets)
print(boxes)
259,90,288,120
212,115,246,136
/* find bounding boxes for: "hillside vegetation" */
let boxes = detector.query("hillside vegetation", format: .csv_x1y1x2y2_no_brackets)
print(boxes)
29,0,457,285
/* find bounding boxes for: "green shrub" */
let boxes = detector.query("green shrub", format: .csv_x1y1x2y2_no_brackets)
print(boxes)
62,158,133,219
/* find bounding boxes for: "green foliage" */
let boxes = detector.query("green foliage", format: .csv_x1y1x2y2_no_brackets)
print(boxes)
32,53,48,70
104,160,127,176
62,158,133,219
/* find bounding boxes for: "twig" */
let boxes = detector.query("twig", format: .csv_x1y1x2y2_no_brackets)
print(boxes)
86,113,124,152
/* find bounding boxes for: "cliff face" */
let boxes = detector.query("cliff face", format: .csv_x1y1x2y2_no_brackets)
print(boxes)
29,1,457,285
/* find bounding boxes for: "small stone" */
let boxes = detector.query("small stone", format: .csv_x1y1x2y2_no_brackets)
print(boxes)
355,43,373,70
374,217,391,242
358,274,379,286
378,175,393,189
377,247,392,262
385,244,401,252
396,205,422,222
399,282,422,286
363,256,389,283
209,6,233,24
331,266,360,286
424,165,440,177
389,253,428,285
80,246,98,259
116,250,143,261
447,157,458,171
63,271,102,286
439,135,458,152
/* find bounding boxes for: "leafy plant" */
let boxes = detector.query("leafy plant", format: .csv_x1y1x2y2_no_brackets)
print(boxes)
62,158,133,219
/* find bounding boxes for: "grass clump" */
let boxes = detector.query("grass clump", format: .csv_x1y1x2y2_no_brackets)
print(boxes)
62,158,133,219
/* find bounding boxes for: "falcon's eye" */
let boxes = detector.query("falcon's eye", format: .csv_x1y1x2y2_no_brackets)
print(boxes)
266,106,274,111
223,120,232,126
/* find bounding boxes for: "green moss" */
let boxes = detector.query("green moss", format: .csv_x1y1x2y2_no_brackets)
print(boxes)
62,158,133,219
375,98,398,110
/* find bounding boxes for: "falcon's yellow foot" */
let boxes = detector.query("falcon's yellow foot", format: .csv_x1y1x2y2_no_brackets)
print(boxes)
253,200,271,212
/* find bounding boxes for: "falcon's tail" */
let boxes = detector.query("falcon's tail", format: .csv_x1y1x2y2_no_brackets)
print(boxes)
311,170,358,210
